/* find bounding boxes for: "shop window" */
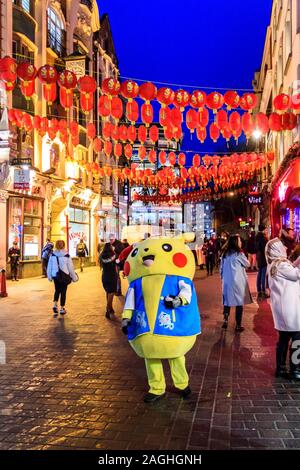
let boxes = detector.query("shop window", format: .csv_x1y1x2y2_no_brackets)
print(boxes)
13,0,32,15
8,197,23,255
68,206,90,257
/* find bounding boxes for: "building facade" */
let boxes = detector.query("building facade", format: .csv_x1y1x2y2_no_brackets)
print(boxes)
254,0,300,238
0,0,119,277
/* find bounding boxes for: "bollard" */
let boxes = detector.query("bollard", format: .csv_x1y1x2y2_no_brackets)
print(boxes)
0,269,8,298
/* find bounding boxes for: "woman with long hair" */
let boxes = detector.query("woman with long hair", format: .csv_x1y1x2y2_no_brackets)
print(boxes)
100,242,119,318
220,235,252,332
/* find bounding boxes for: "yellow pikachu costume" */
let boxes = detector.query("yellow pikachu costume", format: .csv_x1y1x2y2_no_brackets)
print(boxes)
122,237,201,403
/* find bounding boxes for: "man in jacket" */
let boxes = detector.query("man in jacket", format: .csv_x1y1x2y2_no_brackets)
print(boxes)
109,233,123,295
255,224,270,300
76,238,88,272
8,241,21,281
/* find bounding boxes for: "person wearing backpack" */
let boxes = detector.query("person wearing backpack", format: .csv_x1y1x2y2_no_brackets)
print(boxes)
47,240,78,317
41,239,54,277
76,238,89,272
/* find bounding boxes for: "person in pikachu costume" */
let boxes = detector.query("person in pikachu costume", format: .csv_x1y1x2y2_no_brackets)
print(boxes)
121,236,201,403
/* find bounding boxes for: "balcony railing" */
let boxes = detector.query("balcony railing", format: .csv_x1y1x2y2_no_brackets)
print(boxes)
47,30,66,58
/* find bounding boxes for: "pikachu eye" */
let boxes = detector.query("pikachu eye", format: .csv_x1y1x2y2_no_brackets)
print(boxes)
162,243,172,252
131,248,138,257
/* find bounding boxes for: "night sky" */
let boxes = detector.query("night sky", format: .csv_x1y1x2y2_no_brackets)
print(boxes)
97,0,273,155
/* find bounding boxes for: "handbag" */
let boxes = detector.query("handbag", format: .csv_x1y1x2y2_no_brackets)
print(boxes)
53,255,72,285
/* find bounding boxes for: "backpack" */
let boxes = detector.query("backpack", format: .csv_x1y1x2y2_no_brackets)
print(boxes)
53,254,72,285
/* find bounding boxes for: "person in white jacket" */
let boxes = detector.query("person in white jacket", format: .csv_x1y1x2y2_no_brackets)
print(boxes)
265,237,300,379
47,239,78,317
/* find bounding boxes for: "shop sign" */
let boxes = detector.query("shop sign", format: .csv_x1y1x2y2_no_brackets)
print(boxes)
13,169,30,190
247,193,263,205
65,58,86,79
102,196,113,211
0,189,8,202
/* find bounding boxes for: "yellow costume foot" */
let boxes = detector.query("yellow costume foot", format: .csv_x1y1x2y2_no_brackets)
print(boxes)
179,386,192,399
143,392,166,403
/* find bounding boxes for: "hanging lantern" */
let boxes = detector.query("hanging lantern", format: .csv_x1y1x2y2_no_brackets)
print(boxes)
59,87,73,110
159,151,167,166
70,121,79,137
242,113,255,138
139,82,157,103
126,100,139,124
269,112,282,131
120,80,139,101
127,125,137,143
216,109,228,130
273,93,291,112
87,122,96,140
80,92,94,113
255,112,269,135
267,151,275,163
239,93,257,113
209,123,220,142
104,140,113,157
174,89,190,111
282,112,297,131
193,154,201,167
141,102,153,126
291,94,300,113
149,125,159,143
148,149,157,164
168,152,176,166
229,111,241,132
178,153,186,167
118,124,128,141
138,145,147,161
197,126,206,143
20,79,35,100
202,155,211,167
186,109,198,133
102,121,112,140
212,155,220,167
224,91,240,110
71,135,79,147
93,137,102,153
114,142,123,158
124,144,133,160
159,106,171,128
78,75,97,114
157,87,175,107
138,125,147,143
206,92,224,113
190,90,206,110
38,64,58,105
17,62,37,100
58,70,77,89
111,124,119,141
111,96,123,122
0,56,17,91
102,77,121,97
170,107,182,129
39,117,49,135
98,95,111,118
198,107,209,128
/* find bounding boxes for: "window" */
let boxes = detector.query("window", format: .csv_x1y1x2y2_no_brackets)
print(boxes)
21,0,30,13
12,37,34,63
47,7,63,54
277,37,283,91
68,207,90,257
285,1,292,65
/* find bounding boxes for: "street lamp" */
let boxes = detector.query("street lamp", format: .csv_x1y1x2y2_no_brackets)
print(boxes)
252,129,262,140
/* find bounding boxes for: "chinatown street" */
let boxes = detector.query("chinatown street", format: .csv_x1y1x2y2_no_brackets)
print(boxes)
0,267,299,451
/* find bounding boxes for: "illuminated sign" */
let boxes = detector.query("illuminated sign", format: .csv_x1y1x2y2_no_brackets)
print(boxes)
278,181,289,202
13,169,30,190
247,194,263,205
65,58,86,79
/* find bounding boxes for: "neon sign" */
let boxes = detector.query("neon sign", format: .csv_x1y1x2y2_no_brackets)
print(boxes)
279,181,289,202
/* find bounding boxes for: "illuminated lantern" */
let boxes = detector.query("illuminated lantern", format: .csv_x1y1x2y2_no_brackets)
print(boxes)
102,121,112,139
50,118,59,133
71,135,79,147
37,64,58,104
104,140,113,157
202,155,211,167
157,87,175,107
59,131,68,145
104,166,112,177
120,80,139,101
212,155,220,167
170,107,182,129
138,145,147,161
139,82,157,102
22,113,33,132
255,112,269,134
70,121,79,137
190,90,206,110
114,142,123,158
159,106,171,127
78,76,97,113
273,93,291,112
269,112,282,131
110,124,119,141
186,109,198,133
239,93,257,113
267,151,275,163
118,125,128,141
196,126,206,143
127,125,137,143
174,89,190,111
39,117,49,136
98,95,111,118
232,127,242,141
141,102,153,126
206,92,224,113
102,77,121,97
193,154,201,167
148,149,157,164
198,107,209,128
291,94,300,112
126,100,139,124
229,111,241,132
20,79,35,100
8,109,17,125
124,144,132,160
159,151,167,166
242,113,255,138
282,112,297,131
209,123,220,142
93,137,102,153
58,70,77,89
111,96,123,122
224,90,240,110
216,109,228,130
87,122,96,140
17,62,37,100
168,152,176,166
59,87,73,109
164,126,174,141
0,56,17,90
149,125,159,143
174,126,183,141
178,152,186,166
138,125,147,143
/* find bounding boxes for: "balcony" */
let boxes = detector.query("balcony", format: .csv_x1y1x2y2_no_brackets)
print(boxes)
80,0,93,10
47,30,67,58
13,3,35,43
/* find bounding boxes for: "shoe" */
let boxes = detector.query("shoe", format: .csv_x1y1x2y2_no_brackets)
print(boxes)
60,308,67,315
53,306,58,317
180,386,192,399
222,320,228,329
143,392,165,403
15,279,19,282
105,311,111,319
235,325,244,333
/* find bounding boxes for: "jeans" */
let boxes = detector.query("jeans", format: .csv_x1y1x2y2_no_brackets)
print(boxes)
10,262,18,280
206,256,214,275
54,279,68,307
257,266,267,293
223,305,243,326
277,331,300,372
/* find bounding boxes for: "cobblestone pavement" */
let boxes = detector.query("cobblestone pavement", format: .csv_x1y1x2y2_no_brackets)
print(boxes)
0,267,300,450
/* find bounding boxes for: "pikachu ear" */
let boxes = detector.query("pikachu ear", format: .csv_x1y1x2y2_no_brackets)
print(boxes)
174,232,195,243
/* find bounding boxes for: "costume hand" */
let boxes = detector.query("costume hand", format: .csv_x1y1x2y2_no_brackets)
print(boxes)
164,295,182,309
121,318,131,335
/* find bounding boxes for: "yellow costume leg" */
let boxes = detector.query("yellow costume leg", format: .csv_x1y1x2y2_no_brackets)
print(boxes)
144,358,166,395
168,356,189,390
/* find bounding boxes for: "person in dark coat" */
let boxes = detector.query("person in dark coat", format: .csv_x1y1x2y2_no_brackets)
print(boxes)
76,238,88,272
203,239,216,276
41,239,54,277
8,241,21,281
100,243,118,319
246,230,257,270
255,224,269,299
109,233,124,295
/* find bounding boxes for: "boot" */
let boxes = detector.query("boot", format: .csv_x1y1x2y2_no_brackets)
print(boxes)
276,342,289,378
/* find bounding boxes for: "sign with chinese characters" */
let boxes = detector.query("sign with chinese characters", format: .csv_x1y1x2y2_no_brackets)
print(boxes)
13,169,30,190
247,193,263,205
102,196,113,211
66,58,86,79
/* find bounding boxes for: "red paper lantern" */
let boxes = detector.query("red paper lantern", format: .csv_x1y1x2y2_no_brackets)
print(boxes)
98,95,111,118
197,127,207,143
206,92,224,113
80,92,94,113
229,111,241,132
198,107,209,128
267,151,275,163
174,89,190,110
71,135,79,147
193,154,201,167
111,124,119,141
58,70,77,89
159,106,171,127
70,121,79,137
38,64,58,84
78,76,97,113
239,93,257,112
159,151,167,166
273,93,291,112
291,94,300,112
114,142,123,158
168,152,176,166
148,149,157,164
216,110,228,130
102,77,121,96
102,122,112,140
138,125,147,143
186,109,198,133
0,56,17,85
118,125,128,141
139,82,157,102
138,145,147,161
60,87,73,109
127,125,137,143
178,152,186,166
170,107,182,129
87,122,96,140
126,100,139,124
255,112,269,135
111,96,123,122
242,113,255,137
164,126,174,141
93,137,102,153
104,140,113,157
269,112,282,131
120,80,139,100
20,79,35,100
157,87,175,107
202,155,211,167
224,91,240,110
282,112,297,131
190,90,206,110
209,123,220,142
141,102,153,126
124,144,133,160
212,155,220,166
149,125,159,143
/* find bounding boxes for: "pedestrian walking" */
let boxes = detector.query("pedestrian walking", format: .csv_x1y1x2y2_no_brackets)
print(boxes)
47,240,78,317
8,241,21,281
221,235,252,332
41,239,54,277
246,230,257,271
204,239,215,276
265,237,300,380
76,238,88,272
100,242,118,319
255,224,270,300
109,233,124,295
